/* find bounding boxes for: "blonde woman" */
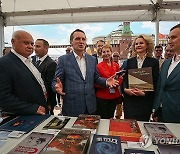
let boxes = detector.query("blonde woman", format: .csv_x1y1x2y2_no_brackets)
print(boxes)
122,34,159,121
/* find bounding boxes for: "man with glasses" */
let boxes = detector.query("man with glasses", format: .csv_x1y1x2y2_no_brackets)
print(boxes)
154,45,164,68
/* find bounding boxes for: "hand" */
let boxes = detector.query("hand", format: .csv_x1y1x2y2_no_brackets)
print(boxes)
36,106,45,115
107,74,119,88
150,112,158,122
55,77,65,95
124,88,138,96
132,88,145,96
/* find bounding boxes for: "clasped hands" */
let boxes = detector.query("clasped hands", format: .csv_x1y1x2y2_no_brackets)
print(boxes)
124,88,145,96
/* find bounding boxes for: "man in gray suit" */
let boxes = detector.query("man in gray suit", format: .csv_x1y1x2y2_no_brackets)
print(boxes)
153,24,180,123
52,29,119,116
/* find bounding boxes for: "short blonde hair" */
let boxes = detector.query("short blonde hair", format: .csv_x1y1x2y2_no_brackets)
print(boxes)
131,34,154,57
101,44,113,52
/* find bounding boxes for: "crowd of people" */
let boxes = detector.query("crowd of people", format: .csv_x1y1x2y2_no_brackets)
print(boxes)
0,23,179,123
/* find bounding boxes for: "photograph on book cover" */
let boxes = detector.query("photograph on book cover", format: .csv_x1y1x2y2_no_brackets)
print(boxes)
128,67,154,91
45,128,91,154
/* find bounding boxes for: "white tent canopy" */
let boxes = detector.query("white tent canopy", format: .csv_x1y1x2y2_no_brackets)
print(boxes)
0,0,180,53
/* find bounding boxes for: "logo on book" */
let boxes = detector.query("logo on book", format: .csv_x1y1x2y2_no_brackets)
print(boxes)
139,134,152,148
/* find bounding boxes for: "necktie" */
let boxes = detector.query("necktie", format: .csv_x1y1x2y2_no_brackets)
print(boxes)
36,60,41,67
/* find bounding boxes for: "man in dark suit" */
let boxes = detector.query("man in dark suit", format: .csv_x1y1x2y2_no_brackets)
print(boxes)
153,24,180,123
92,40,105,63
0,30,48,115
52,29,119,116
33,39,57,114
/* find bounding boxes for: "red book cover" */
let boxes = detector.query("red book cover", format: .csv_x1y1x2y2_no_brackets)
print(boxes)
109,119,142,142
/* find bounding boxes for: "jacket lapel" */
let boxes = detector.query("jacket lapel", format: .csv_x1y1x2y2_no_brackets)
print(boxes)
10,52,41,84
165,59,180,85
68,52,84,80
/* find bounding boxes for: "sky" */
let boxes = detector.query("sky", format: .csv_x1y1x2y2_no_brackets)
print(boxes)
4,21,179,56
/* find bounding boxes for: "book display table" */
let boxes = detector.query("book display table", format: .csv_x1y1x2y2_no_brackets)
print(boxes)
0,116,180,154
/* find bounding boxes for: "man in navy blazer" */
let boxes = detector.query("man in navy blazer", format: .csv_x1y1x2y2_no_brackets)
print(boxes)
153,24,180,123
0,30,49,115
52,29,119,116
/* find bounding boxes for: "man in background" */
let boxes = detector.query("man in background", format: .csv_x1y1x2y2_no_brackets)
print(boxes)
92,40,105,63
153,24,180,123
0,30,48,115
33,39,57,114
154,45,164,68
164,44,175,59
66,46,72,54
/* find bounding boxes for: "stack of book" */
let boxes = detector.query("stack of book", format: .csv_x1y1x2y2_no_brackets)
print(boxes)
44,128,91,154
109,119,142,142
72,114,101,133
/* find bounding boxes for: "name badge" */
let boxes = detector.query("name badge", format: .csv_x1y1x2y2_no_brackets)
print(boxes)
109,88,115,94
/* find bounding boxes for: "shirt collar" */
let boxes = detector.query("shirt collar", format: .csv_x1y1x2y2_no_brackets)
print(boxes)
11,49,31,63
73,51,85,59
137,53,147,61
172,54,180,62
37,54,48,62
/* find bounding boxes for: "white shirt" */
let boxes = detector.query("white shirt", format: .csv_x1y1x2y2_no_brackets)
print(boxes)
37,54,48,65
167,54,180,77
11,49,47,97
73,51,86,80
137,54,146,68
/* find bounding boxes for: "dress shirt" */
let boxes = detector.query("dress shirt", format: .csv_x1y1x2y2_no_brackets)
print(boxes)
136,54,146,68
11,49,47,98
37,54,48,65
168,54,180,77
73,51,86,80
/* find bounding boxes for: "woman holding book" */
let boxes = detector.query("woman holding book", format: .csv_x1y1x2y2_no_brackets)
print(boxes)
96,44,123,119
122,34,159,121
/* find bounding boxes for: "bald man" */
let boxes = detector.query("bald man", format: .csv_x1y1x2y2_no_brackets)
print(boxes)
0,30,49,115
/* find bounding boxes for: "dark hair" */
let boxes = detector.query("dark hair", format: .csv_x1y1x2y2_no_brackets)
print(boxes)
36,39,49,47
96,40,105,45
70,29,86,41
155,45,163,50
170,24,180,31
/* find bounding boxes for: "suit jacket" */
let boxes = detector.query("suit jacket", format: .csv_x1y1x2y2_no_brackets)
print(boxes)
52,52,106,116
123,57,159,121
32,56,57,108
0,52,49,114
153,58,180,123
96,61,121,99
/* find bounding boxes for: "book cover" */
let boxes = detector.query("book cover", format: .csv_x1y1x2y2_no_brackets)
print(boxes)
0,114,50,133
158,144,180,154
72,114,101,131
43,117,70,130
128,67,154,91
144,123,177,145
8,132,54,154
45,128,91,154
89,134,122,154
109,119,142,142
124,149,155,154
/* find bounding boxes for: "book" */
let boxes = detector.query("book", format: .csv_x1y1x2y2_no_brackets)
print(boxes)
89,134,122,154
109,119,142,142
45,128,91,154
43,117,70,130
72,114,101,133
8,132,54,154
143,123,178,145
158,144,180,154
124,149,155,154
0,114,50,133
128,67,154,91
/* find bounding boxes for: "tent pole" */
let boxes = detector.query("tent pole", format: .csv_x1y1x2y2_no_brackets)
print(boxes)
0,0,4,57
